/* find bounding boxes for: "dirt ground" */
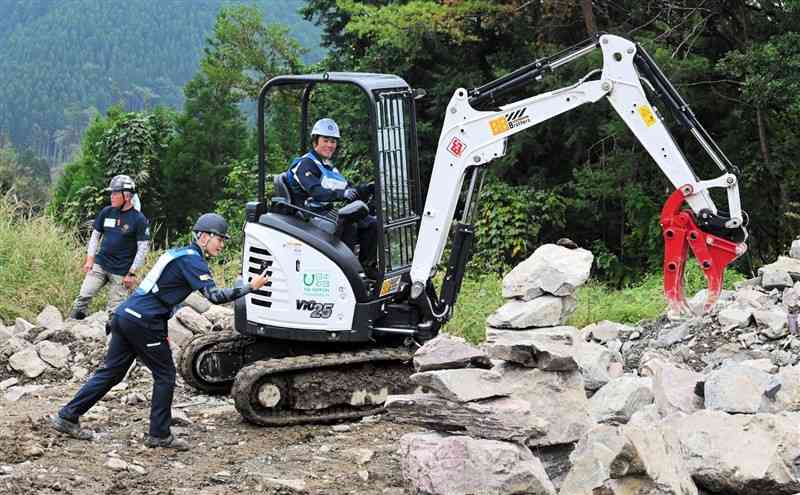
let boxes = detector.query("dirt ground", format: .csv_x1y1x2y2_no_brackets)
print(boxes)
0,372,419,495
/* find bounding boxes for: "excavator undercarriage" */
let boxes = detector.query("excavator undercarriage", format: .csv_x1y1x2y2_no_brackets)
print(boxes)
179,331,416,425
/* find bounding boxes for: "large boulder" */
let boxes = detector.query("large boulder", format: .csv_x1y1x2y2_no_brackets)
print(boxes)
667,410,800,494
485,326,579,370
486,295,576,329
399,432,556,495
409,368,512,403
412,333,491,372
560,423,698,495
703,362,782,413
493,362,593,447
502,244,593,300
589,375,654,425
386,393,547,443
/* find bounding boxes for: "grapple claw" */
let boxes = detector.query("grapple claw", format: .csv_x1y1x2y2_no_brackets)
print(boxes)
660,186,745,316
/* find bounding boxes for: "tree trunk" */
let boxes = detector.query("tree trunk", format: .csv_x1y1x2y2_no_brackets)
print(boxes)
756,106,769,163
581,0,597,36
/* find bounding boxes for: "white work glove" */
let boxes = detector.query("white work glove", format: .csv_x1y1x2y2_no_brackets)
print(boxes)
342,188,358,201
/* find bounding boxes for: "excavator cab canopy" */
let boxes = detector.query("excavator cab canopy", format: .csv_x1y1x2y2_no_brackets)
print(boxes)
254,72,424,289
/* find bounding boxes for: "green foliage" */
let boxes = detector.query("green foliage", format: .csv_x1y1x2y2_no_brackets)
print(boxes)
0,195,85,321
441,274,503,344
568,262,748,328
49,107,178,240
472,179,567,273
0,142,50,207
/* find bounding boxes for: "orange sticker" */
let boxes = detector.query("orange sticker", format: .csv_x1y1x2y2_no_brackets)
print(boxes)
489,116,510,135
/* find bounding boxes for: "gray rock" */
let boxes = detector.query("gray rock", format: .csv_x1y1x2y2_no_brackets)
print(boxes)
386,393,547,443
655,322,690,347
485,326,578,370
409,368,512,402
68,322,106,341
36,305,64,331
773,365,800,412
399,432,557,495
734,287,771,309
502,244,593,300
0,326,12,345
560,423,698,495
203,305,235,330
718,306,753,329
487,295,576,329
494,362,593,447
174,306,213,334
412,333,491,372
759,256,800,282
573,340,624,390
704,362,782,413
589,375,654,425
754,308,789,339
14,317,35,336
0,378,18,390
0,336,31,359
4,384,45,401
9,347,48,378
651,361,703,416
668,410,800,494
183,291,211,314
761,269,794,290
35,340,70,368
167,319,194,348
790,239,800,259
582,320,634,343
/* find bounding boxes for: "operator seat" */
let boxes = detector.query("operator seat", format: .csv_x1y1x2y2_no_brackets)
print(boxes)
273,172,294,205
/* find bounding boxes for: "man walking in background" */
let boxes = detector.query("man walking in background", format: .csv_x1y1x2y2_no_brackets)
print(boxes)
68,174,149,320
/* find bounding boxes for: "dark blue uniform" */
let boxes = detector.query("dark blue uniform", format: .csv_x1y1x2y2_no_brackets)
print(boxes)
93,205,150,275
288,150,378,267
58,242,250,440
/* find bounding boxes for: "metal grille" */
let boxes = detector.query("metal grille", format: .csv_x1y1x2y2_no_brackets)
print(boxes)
376,91,420,271
244,245,281,308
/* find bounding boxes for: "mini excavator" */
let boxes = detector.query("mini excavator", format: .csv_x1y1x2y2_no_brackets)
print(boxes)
179,34,748,425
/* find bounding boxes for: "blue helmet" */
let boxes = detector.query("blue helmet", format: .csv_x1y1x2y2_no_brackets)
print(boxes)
311,118,340,139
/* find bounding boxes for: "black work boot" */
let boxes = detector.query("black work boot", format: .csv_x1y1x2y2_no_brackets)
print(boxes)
49,414,94,440
144,434,190,451
68,309,86,320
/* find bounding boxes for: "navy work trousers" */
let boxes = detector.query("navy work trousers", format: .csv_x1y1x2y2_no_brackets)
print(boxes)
59,315,175,438
342,214,378,266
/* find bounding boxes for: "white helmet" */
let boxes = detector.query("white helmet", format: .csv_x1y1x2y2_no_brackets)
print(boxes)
311,118,340,139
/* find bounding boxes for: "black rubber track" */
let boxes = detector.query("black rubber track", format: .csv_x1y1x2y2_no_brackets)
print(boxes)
178,331,252,394
232,347,414,426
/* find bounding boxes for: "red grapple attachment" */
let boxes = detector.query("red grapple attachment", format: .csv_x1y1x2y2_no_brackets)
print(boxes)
660,185,745,315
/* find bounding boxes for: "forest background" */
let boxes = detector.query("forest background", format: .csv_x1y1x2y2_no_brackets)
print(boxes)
2,0,800,314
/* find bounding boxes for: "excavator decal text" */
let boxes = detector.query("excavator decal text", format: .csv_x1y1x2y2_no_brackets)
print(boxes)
296,299,334,319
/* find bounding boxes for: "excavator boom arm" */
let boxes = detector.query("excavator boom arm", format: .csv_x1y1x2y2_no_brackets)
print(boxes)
409,34,747,316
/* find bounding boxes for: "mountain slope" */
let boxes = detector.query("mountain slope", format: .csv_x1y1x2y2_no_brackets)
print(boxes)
0,0,321,158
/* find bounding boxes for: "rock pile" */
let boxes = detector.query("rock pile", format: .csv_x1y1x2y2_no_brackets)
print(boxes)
389,243,800,495
0,293,234,402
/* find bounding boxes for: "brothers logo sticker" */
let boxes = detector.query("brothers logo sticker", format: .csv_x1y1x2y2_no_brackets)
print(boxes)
490,108,530,135
447,136,466,157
